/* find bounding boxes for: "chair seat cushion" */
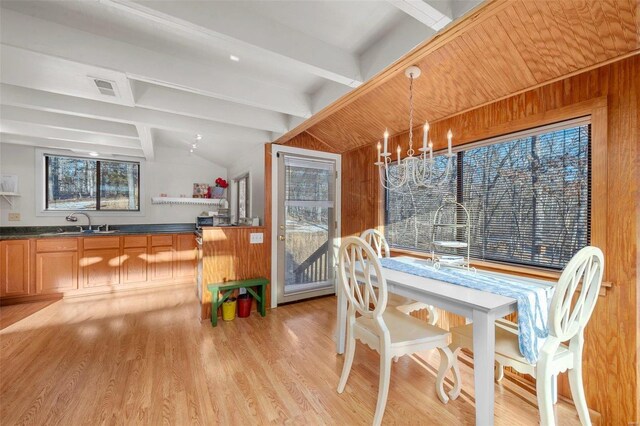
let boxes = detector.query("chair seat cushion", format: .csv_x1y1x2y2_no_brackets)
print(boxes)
451,320,569,365
356,309,448,346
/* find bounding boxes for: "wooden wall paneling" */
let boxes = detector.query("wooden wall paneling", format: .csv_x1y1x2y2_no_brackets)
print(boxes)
0,240,30,297
281,131,337,153
337,56,639,423
201,226,268,319
277,1,638,151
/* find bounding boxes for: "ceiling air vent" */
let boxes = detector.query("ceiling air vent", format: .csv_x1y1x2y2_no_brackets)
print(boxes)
92,78,118,97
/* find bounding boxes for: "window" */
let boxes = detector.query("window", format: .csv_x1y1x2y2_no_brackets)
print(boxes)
234,174,250,220
385,120,591,270
45,155,140,211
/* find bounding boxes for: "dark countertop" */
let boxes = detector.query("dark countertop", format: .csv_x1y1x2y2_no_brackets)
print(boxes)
0,223,196,240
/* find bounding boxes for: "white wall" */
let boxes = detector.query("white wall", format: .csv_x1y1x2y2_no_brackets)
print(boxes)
227,144,265,224
0,143,227,226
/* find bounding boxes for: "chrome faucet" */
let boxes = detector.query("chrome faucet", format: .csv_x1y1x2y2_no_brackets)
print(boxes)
65,212,92,230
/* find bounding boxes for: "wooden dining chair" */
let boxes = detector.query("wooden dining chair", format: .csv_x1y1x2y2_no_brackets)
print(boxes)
337,236,459,426
360,229,438,325
440,246,604,426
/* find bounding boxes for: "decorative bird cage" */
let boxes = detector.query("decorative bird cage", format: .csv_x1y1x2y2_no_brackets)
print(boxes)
430,200,474,272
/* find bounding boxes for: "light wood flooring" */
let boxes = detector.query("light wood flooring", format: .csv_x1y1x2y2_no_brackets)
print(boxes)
1,286,587,425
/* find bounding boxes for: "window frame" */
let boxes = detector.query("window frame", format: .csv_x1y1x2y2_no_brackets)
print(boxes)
233,172,251,221
35,148,146,217
380,98,608,280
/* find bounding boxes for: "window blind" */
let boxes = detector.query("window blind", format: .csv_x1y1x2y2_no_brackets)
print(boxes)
384,121,591,270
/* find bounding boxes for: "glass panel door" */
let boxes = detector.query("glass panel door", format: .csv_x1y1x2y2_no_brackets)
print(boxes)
277,154,336,303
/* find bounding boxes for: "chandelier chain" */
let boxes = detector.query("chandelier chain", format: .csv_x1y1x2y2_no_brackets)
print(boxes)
407,75,415,157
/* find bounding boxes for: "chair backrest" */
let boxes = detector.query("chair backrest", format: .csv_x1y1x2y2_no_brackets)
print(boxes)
338,236,387,318
360,229,391,258
549,246,604,341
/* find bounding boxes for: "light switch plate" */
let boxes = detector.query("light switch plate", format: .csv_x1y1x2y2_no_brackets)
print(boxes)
250,232,263,244
8,212,20,221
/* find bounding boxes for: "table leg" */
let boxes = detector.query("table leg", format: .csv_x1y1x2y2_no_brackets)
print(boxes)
472,309,495,426
336,286,346,354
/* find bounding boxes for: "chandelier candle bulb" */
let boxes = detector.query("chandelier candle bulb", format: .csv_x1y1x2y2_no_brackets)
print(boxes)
397,145,401,163
377,142,381,161
383,129,389,154
429,144,433,160
423,122,429,151
447,129,453,155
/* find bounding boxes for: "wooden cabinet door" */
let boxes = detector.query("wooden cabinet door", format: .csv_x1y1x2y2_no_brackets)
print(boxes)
150,246,173,281
175,234,196,278
122,247,147,283
1,240,30,297
36,252,78,294
82,248,120,288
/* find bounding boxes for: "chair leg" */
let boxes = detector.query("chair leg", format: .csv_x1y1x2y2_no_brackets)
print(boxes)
568,360,591,425
337,332,356,393
426,305,439,326
551,374,558,404
372,354,392,426
495,361,504,382
436,346,460,403
536,362,556,426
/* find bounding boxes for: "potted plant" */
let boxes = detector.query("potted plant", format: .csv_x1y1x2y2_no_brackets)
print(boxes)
212,177,228,198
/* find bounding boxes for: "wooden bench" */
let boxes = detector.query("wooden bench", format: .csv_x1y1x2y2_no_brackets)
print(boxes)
207,278,268,327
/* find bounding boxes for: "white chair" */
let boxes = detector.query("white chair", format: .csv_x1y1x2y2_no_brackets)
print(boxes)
360,229,439,325
337,236,459,426
441,246,604,426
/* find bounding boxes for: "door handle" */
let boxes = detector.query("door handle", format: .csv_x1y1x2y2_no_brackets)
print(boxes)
278,235,285,241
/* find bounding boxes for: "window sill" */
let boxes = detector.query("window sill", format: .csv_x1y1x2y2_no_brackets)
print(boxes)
389,247,611,297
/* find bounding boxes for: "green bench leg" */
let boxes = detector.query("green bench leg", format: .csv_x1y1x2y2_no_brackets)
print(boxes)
211,287,219,327
260,283,266,317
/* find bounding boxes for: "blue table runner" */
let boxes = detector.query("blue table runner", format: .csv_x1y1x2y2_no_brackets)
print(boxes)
379,257,554,364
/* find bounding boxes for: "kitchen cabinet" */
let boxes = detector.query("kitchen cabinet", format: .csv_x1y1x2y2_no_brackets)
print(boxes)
150,246,173,281
35,238,78,294
36,251,78,294
82,237,120,288
122,236,148,284
175,234,196,278
0,240,30,297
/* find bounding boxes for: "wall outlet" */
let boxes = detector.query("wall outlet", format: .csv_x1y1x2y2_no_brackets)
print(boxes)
250,232,263,244
8,212,20,222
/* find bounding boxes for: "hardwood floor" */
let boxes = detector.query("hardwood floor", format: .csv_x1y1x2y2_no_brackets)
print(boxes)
0,286,587,425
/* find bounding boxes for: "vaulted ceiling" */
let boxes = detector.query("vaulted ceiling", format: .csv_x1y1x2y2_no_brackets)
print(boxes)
0,0,482,166
279,0,639,153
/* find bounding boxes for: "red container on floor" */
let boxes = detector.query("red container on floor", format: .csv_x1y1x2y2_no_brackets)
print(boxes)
237,294,252,318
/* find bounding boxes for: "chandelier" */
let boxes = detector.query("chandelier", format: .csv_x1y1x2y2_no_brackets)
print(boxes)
375,66,455,191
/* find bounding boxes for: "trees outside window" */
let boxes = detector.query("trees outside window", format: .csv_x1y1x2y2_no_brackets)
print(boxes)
46,155,140,211
385,122,591,270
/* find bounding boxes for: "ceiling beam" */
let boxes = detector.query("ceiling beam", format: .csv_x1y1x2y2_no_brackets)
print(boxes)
102,0,363,88
1,134,144,158
135,125,154,161
132,82,289,134
0,105,138,139
0,9,311,117
387,0,452,31
1,84,272,144
0,120,142,149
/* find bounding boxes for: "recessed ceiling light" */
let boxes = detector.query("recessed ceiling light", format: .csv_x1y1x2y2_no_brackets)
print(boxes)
89,152,99,157
192,143,198,149
229,55,240,62
195,134,202,140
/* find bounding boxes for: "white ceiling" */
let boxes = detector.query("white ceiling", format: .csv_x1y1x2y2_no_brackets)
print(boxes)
0,0,482,167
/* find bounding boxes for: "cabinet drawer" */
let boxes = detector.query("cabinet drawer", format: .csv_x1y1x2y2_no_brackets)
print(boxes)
36,238,78,252
83,236,120,250
151,235,173,246
124,235,148,248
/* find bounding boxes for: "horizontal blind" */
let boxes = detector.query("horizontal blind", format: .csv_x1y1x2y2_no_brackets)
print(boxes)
385,156,457,252
462,124,591,269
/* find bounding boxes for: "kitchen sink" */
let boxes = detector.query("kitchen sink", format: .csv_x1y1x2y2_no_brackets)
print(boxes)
40,230,119,236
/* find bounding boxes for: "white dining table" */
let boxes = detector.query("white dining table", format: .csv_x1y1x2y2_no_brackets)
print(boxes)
335,257,551,426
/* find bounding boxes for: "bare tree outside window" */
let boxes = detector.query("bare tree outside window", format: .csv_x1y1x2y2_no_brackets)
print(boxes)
45,155,140,211
385,123,590,270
